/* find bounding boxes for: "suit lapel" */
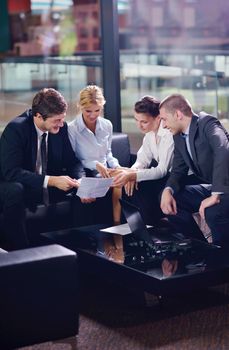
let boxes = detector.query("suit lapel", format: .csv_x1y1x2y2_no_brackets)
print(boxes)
28,112,38,172
179,136,194,171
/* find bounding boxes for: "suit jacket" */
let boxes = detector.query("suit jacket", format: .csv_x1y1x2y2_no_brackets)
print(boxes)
0,110,85,204
166,113,229,194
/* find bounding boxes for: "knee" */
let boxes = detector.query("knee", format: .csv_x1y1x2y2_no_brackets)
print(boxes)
205,208,216,228
205,201,229,228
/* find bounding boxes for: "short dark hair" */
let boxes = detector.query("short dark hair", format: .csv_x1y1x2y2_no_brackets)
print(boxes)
134,96,160,118
159,94,192,116
32,88,67,119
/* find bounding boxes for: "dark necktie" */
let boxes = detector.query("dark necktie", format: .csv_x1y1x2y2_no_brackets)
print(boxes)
41,133,47,175
181,133,193,160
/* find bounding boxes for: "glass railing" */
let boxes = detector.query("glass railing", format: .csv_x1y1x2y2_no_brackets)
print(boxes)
120,51,229,152
1,52,229,151
0,54,102,130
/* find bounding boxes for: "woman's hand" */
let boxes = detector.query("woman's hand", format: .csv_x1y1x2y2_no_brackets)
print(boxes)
96,162,110,178
112,170,130,187
124,180,137,196
108,167,124,176
112,170,137,188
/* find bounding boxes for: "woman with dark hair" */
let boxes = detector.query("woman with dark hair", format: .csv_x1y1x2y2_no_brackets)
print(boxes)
112,96,174,225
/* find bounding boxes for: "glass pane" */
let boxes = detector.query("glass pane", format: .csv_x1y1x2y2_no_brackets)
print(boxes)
6,0,100,57
118,0,229,152
0,0,102,128
0,56,102,129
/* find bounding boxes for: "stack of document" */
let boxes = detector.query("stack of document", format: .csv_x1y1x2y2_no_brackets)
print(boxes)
77,177,113,198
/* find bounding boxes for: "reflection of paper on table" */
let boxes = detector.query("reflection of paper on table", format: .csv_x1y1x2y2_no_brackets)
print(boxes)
100,223,152,236
76,177,113,198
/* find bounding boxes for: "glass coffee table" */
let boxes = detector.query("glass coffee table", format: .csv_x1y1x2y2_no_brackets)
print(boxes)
42,224,229,297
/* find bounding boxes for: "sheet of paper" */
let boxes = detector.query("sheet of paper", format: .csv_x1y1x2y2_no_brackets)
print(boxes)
100,223,152,236
76,177,113,198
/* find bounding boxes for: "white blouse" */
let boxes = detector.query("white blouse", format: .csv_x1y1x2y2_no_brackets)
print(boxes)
132,122,174,182
68,114,119,170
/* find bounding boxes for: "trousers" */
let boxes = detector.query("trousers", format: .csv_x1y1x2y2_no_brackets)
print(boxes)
0,182,28,250
126,176,168,225
168,184,229,246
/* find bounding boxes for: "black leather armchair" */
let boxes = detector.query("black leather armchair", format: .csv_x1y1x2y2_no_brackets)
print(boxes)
0,244,79,349
111,132,131,167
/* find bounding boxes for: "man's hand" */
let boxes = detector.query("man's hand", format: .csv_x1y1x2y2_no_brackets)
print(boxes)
48,176,80,191
124,180,137,196
199,194,220,220
96,162,110,178
160,188,177,215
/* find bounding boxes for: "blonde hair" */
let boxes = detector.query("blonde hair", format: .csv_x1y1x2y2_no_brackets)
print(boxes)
77,85,106,112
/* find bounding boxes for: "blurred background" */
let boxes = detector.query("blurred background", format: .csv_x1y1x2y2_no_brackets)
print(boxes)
1,0,229,152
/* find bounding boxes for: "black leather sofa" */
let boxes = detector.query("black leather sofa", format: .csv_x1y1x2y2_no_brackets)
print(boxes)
0,133,131,349
0,132,132,247
0,244,79,349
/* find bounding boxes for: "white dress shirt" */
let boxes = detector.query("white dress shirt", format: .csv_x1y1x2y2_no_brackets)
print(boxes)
68,114,119,170
132,122,174,182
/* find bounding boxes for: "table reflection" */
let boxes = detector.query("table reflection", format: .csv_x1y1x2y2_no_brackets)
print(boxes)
98,234,125,264
161,257,207,277
93,228,216,276
161,258,178,277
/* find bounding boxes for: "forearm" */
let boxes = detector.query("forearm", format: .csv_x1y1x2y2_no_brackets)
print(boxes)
106,153,120,169
2,165,44,189
199,193,220,219
112,168,137,187
125,169,137,182
48,176,79,191
48,176,58,187
136,166,167,182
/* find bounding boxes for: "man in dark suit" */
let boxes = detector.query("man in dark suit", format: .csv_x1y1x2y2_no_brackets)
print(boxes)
159,93,229,247
0,88,86,250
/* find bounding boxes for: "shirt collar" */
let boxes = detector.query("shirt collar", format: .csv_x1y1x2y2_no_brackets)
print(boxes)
181,122,191,138
34,122,48,139
77,114,86,132
77,114,102,132
96,117,103,131
182,114,199,137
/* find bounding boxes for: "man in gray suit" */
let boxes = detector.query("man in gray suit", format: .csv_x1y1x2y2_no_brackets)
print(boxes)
159,93,229,247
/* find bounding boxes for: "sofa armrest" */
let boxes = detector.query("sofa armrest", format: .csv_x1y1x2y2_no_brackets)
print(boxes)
130,153,137,166
112,132,131,167
0,244,79,349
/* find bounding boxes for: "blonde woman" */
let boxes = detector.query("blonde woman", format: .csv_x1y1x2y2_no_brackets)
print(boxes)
68,85,122,226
